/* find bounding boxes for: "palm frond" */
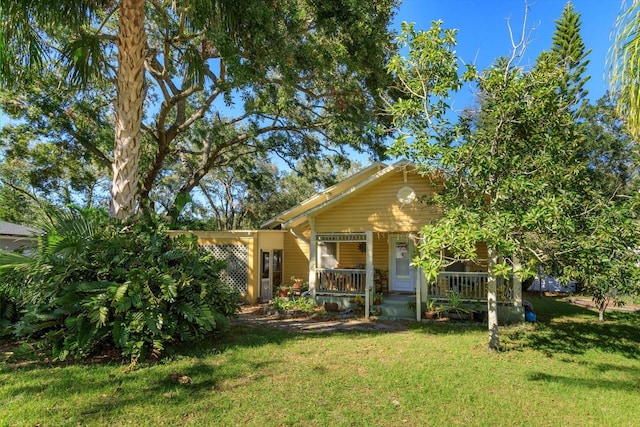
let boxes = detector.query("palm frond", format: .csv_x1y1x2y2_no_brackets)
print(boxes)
609,0,640,138
0,0,112,86
63,32,111,86
0,250,33,273
33,208,102,259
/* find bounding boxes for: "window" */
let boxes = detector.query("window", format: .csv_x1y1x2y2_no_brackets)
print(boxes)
319,242,338,268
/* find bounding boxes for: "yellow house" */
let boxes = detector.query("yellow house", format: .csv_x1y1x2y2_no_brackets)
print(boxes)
180,160,523,322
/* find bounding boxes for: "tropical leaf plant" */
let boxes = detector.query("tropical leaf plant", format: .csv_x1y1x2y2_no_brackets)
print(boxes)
2,207,240,363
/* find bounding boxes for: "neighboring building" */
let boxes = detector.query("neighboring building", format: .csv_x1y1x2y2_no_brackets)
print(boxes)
0,221,41,252
176,160,523,322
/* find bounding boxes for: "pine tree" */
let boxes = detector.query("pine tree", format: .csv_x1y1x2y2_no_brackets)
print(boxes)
551,1,591,110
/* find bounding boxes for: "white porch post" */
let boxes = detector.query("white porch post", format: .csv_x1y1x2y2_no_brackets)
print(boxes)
416,234,424,321
512,257,523,321
487,247,499,351
365,231,373,319
415,267,422,321
309,230,317,298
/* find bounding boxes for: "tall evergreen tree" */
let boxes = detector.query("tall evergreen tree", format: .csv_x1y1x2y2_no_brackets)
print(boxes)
551,1,591,110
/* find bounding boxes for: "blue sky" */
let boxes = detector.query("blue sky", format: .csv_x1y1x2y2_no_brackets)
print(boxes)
393,0,622,107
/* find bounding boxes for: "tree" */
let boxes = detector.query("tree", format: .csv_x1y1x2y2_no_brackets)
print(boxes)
554,95,640,321
0,69,113,214
168,157,355,231
2,0,159,218
387,18,639,351
1,1,396,219
551,1,591,111
610,0,640,139
189,161,310,230
0,183,40,225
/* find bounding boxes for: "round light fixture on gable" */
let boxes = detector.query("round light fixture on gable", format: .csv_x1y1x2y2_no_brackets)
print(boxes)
397,186,416,205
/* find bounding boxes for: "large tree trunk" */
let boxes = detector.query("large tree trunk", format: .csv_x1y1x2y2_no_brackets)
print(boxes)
111,0,146,219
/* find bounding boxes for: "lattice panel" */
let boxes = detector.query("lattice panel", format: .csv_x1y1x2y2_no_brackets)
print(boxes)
200,244,249,295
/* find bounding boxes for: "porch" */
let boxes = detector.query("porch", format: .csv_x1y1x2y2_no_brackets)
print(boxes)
315,268,375,295
429,271,515,303
314,270,514,302
307,231,520,322
313,270,518,322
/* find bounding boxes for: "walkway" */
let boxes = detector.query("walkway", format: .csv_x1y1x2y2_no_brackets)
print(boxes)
231,304,410,333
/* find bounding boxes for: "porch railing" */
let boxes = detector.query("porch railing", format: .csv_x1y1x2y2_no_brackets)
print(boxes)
314,270,514,303
428,272,514,303
316,268,366,294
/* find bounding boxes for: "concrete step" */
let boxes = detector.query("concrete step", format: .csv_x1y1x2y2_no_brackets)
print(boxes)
374,294,417,321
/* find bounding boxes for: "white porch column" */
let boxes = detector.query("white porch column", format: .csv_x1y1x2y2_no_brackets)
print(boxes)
487,247,499,351
309,230,317,298
365,231,373,319
416,233,424,321
415,266,422,321
512,257,523,321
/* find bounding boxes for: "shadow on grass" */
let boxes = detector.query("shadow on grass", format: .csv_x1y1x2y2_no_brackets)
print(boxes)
528,370,640,392
519,316,640,358
504,295,640,359
1,351,280,424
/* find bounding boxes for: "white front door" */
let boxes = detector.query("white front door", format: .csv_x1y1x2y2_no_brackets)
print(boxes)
389,236,415,292
260,249,282,301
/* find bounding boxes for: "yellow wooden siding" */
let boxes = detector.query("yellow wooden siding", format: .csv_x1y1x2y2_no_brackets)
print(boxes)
372,234,390,271
471,242,489,271
313,234,391,271
283,230,311,286
282,232,391,281
338,241,366,268
170,230,293,304
314,169,442,233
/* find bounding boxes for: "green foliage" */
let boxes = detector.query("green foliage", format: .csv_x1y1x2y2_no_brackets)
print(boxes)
551,1,591,109
443,291,472,316
373,292,384,305
2,0,397,221
1,207,240,363
388,16,640,323
387,21,476,159
270,296,316,312
2,296,640,426
0,68,113,213
424,297,437,312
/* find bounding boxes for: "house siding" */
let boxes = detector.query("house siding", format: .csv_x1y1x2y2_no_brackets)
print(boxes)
283,231,391,284
337,235,389,271
314,169,441,233
170,163,496,311
283,229,311,287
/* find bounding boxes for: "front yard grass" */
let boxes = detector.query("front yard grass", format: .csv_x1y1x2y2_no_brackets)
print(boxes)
1,295,639,426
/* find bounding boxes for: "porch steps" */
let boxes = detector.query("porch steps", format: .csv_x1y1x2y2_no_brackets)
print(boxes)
375,293,417,321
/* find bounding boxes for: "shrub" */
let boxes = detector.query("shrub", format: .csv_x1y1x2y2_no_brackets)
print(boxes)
2,208,240,363
271,296,316,312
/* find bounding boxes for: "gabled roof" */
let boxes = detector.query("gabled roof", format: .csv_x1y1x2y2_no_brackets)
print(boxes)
0,221,42,237
261,159,417,230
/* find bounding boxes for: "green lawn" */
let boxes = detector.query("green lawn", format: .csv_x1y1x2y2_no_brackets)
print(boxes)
1,296,639,426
